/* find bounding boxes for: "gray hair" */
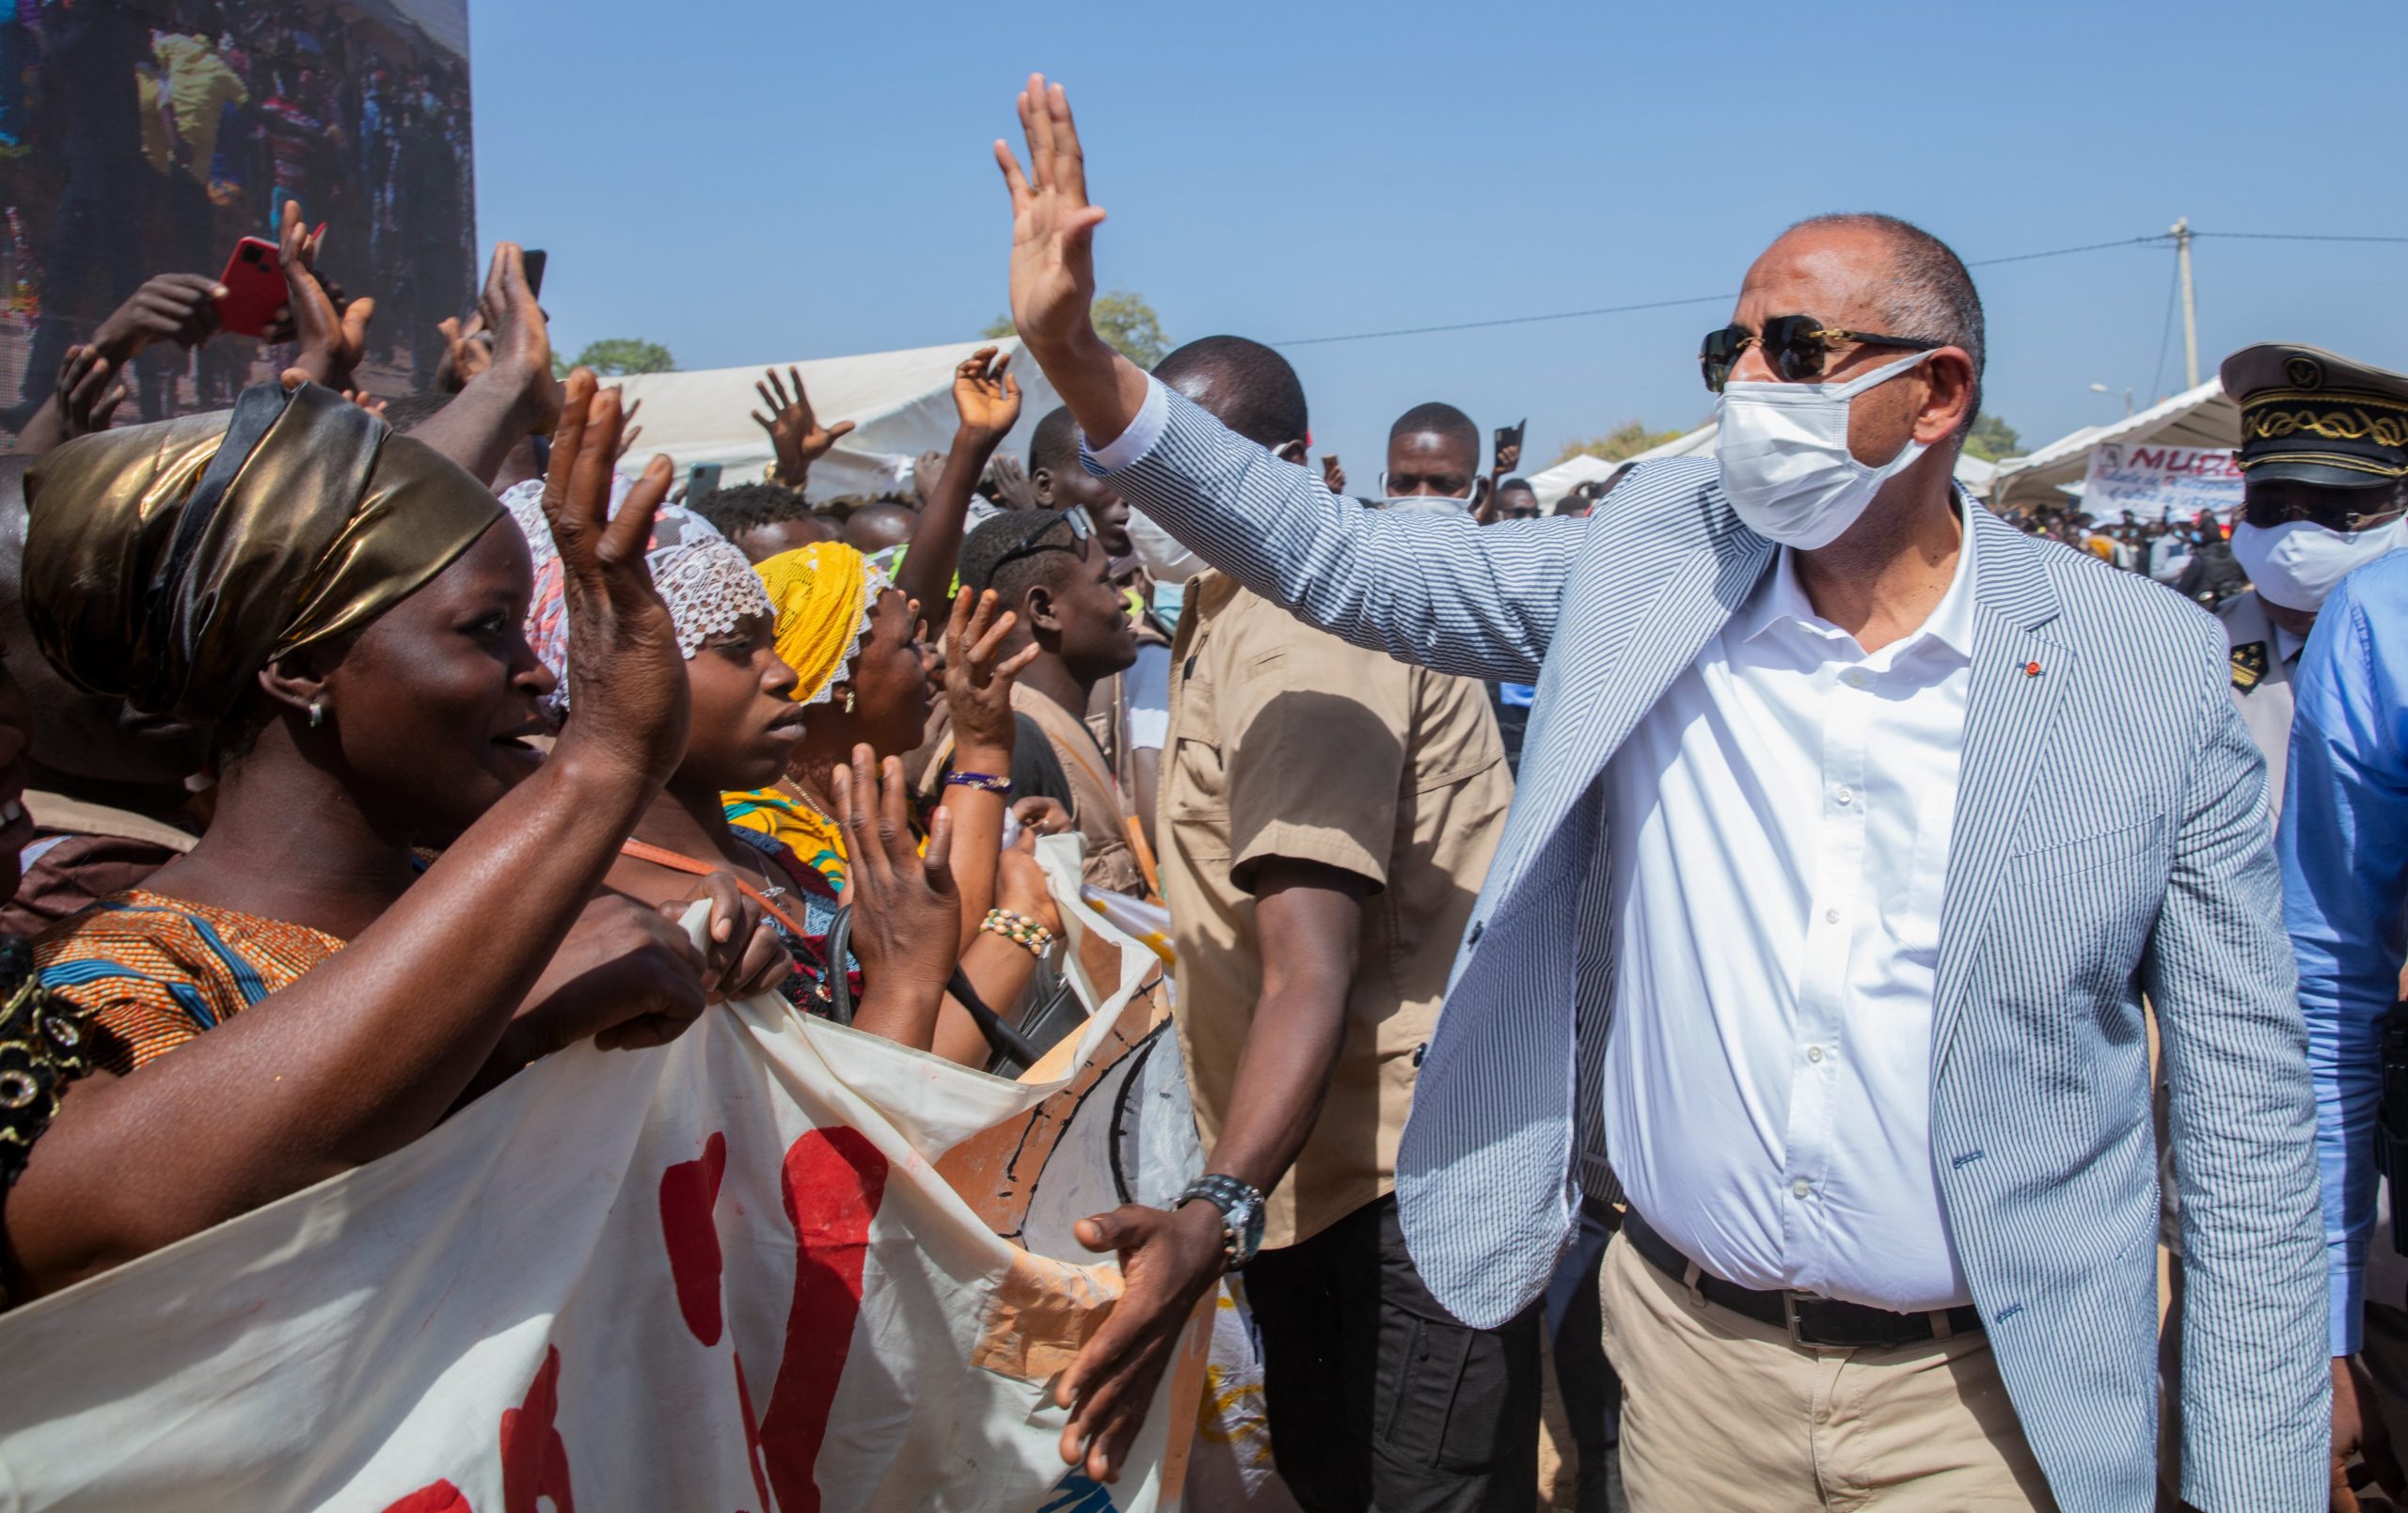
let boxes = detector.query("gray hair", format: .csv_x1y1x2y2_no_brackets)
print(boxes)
1786,213,1985,429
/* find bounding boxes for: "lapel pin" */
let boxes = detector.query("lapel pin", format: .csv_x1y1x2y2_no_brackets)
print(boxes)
2023,660,2043,678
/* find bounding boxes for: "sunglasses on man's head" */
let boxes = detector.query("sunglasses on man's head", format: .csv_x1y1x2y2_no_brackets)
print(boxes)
1699,315,1942,394
987,507,1096,580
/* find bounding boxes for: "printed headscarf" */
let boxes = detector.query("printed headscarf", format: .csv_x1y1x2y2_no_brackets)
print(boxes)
22,381,502,723
501,477,774,714
753,542,892,709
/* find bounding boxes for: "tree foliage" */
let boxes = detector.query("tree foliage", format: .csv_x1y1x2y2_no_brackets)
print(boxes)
553,338,676,380
1963,412,2022,463
1553,420,1687,466
984,289,1168,369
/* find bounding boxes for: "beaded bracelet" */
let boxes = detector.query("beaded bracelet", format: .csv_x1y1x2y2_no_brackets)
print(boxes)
980,908,1056,957
946,770,1012,796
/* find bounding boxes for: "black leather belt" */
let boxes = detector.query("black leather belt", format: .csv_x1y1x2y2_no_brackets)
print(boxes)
1624,1210,1984,1349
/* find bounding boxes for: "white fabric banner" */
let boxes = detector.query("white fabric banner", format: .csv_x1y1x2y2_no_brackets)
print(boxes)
2078,440,2245,520
0,841,1208,1513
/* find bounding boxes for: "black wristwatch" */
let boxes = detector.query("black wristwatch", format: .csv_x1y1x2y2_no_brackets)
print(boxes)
1177,1174,1266,1269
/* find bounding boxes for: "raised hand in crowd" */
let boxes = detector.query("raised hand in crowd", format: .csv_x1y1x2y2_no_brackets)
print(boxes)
895,348,1022,622
435,308,492,392
831,743,959,1050
276,198,374,390
341,386,388,418
406,244,562,485
911,447,947,507
752,364,855,491
1321,453,1346,496
88,272,225,363
935,586,1038,939
1474,424,1522,524
981,450,1038,511
15,345,128,455
995,75,1151,449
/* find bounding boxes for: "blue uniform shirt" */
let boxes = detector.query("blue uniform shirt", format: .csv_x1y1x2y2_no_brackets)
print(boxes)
2282,549,2408,1354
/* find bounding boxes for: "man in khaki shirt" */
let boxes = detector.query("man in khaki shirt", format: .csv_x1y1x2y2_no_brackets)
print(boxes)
1056,338,1533,1513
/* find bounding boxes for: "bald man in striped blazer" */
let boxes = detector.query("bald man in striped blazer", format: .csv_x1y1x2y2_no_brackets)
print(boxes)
997,80,2324,1513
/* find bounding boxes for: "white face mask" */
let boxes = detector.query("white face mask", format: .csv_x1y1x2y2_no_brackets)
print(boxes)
2230,515,2405,613
1127,505,1205,585
1380,494,1475,517
1714,349,1937,549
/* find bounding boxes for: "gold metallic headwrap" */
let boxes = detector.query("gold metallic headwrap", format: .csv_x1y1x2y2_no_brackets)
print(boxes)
21,382,503,722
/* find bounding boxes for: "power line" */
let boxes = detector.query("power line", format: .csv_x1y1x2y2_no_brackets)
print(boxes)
1268,229,2400,349
1272,292,1735,349
2193,230,2408,244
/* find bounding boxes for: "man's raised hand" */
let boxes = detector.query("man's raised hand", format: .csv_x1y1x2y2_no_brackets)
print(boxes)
994,74,1107,361
993,76,1150,449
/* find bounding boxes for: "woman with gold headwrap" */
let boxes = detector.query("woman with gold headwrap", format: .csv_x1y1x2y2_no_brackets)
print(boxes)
2,374,742,1305
727,543,1071,1067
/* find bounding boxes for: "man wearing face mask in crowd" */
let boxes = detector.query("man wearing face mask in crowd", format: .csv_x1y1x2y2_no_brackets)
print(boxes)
2215,345,2408,1486
996,80,2323,1510
1383,402,1486,517
2217,345,2408,816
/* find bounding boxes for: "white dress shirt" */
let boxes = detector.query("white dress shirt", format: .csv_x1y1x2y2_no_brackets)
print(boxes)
1602,512,1978,1312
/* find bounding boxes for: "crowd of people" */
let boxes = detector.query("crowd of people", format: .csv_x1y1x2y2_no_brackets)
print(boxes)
1,0,476,422
1,62,2406,1513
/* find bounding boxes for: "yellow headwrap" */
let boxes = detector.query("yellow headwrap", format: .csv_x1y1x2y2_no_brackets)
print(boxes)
755,542,892,709
22,381,502,723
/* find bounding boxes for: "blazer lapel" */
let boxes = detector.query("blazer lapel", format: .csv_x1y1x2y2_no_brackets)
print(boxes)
1478,484,1775,916
1931,511,2072,1073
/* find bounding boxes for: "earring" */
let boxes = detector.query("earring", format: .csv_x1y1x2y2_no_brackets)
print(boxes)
308,700,325,729
844,686,857,715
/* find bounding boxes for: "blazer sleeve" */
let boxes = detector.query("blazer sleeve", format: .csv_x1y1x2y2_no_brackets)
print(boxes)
2145,632,2329,1506
1099,380,1579,684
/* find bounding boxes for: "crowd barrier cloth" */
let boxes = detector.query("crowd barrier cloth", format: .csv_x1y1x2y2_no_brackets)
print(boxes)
0,838,1214,1512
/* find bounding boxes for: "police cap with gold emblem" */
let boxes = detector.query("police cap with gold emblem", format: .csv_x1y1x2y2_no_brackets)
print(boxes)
2220,343,2408,490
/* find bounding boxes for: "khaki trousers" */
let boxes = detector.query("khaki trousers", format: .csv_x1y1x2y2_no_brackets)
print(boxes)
1597,1232,2057,1511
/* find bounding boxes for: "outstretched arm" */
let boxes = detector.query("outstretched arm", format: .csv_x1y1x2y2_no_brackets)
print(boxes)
995,75,1571,682
896,346,1021,623
405,244,563,485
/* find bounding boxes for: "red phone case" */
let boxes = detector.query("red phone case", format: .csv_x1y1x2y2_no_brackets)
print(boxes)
214,237,286,339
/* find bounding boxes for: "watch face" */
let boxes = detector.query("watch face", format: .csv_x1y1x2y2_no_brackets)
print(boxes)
1235,1192,1266,1255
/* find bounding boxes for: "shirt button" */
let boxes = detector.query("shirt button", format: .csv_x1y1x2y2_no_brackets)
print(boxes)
1807,1045,1825,1063
1825,907,1840,923
1791,1179,1813,1198
1836,787,1854,805
1845,670,1869,688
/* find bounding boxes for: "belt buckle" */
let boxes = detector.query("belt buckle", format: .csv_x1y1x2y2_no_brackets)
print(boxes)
1782,1290,1823,1348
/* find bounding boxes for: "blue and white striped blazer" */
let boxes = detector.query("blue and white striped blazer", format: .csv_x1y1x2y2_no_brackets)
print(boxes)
1101,385,2326,1512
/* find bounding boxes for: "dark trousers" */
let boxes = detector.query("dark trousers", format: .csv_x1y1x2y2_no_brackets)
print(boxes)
1543,1201,1625,1513
1244,1194,1541,1513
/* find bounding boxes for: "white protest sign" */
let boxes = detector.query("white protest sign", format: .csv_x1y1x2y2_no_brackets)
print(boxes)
2079,440,2244,520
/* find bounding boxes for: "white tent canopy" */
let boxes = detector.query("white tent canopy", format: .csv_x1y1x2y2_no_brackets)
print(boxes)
610,337,1064,502
1527,419,1998,510
1988,379,2236,512
1524,424,1717,508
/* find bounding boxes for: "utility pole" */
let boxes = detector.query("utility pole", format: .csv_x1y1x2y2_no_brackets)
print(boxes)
2172,217,2199,389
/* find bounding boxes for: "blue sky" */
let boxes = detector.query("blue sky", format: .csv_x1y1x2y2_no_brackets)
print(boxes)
467,0,2408,478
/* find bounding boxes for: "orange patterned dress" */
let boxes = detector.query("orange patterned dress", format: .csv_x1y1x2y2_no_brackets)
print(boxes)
33,890,345,1075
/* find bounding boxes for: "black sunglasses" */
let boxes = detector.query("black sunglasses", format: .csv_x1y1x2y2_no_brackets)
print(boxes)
1700,315,1942,394
2238,488,2408,535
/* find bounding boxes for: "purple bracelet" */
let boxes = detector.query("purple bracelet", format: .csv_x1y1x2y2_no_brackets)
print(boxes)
945,770,1012,796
